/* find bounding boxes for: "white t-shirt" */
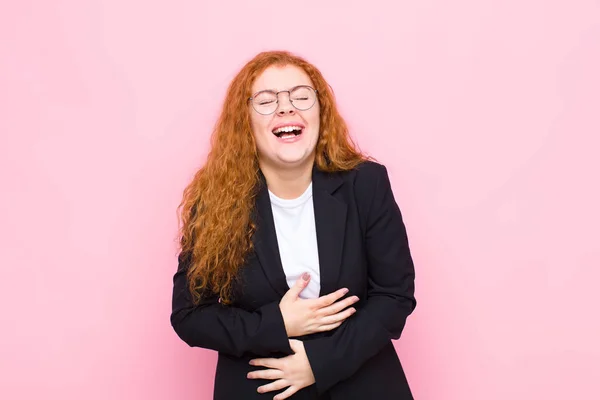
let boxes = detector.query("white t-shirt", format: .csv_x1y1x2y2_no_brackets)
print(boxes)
268,182,321,299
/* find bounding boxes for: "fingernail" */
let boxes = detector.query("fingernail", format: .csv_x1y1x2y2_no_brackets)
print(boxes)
302,272,310,281
342,288,349,295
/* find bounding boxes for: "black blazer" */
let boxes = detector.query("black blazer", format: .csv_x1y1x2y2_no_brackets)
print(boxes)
171,161,417,400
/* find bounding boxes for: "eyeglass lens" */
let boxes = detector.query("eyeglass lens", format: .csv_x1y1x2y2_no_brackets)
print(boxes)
252,86,316,115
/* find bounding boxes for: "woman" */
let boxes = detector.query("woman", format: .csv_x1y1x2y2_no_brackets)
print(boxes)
171,50,417,400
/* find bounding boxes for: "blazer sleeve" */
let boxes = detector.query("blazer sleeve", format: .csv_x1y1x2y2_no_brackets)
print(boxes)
303,164,417,395
170,251,293,358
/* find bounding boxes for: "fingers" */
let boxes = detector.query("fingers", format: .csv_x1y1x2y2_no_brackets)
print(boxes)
250,357,282,369
319,295,359,317
257,379,289,394
247,369,284,380
319,306,357,326
274,385,299,400
314,287,349,307
316,321,342,332
283,272,311,301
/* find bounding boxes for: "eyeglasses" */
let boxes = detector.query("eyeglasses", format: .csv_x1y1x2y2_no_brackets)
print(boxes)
248,85,318,115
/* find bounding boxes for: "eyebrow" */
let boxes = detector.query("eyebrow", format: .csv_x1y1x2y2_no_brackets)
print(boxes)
252,85,309,94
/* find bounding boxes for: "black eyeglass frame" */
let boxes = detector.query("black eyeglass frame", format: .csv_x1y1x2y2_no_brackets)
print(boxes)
248,85,319,115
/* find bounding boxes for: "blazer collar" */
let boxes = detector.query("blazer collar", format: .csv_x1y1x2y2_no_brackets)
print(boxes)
253,165,347,297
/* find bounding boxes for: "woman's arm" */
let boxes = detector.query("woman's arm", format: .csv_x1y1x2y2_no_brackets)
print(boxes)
303,163,417,395
170,252,294,358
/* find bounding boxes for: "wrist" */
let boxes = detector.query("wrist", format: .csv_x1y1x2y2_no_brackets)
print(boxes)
285,323,298,337
279,306,294,337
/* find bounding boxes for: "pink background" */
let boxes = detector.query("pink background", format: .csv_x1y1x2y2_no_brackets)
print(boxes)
1,1,599,399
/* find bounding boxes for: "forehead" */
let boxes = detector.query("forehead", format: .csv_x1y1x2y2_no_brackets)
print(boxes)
252,65,314,93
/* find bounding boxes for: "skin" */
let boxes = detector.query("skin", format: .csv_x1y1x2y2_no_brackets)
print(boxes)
247,65,359,399
249,65,320,200
247,65,320,398
248,339,315,399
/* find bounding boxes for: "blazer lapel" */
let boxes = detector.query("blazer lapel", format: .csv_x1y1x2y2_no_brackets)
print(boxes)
253,167,348,298
312,167,347,296
253,172,290,298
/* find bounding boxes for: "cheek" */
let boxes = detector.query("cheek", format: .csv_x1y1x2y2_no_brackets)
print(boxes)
309,111,321,136
250,116,270,140
309,105,321,128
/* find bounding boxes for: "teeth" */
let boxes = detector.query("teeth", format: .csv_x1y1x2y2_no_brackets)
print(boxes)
273,125,302,134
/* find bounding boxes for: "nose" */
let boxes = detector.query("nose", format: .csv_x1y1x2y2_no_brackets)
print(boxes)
276,92,295,115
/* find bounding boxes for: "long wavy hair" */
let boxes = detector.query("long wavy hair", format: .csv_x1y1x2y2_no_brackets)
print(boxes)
178,50,367,304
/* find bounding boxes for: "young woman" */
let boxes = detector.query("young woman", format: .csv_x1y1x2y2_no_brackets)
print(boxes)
171,50,417,400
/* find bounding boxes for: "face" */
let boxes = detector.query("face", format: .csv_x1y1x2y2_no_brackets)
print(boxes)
249,65,320,171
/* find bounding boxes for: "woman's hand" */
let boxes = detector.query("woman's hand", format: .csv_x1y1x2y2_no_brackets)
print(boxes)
279,273,359,337
248,339,315,400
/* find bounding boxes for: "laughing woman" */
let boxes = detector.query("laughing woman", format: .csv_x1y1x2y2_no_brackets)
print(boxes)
171,50,417,400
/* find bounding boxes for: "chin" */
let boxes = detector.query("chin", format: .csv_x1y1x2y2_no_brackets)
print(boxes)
276,157,308,167
277,149,316,164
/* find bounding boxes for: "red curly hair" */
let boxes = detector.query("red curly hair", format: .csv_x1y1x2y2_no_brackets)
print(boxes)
178,50,367,304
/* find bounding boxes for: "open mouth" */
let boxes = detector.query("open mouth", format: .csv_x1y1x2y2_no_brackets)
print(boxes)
272,125,304,139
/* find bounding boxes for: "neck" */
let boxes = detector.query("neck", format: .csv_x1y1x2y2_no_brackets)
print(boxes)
260,158,314,199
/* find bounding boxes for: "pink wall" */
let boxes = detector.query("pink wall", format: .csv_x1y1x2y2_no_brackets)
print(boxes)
1,1,599,399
